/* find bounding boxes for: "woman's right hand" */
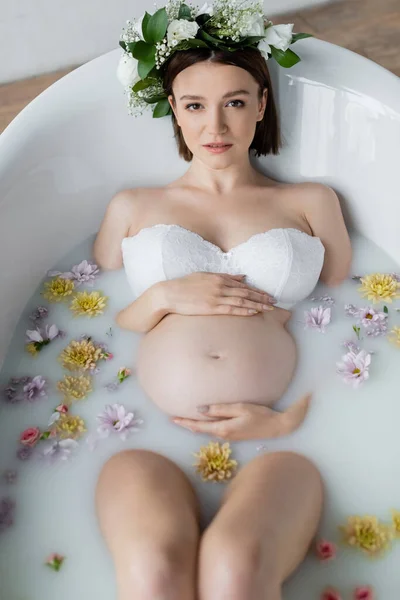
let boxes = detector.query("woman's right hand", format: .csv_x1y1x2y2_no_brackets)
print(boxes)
160,272,276,317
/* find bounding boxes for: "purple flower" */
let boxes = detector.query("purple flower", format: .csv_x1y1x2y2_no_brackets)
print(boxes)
40,438,79,462
29,306,49,322
17,446,34,461
344,304,360,317
2,385,20,404
2,470,17,484
0,497,15,532
345,304,388,337
304,306,331,333
10,376,30,385
26,324,60,344
336,349,372,388
97,404,143,441
23,375,47,402
390,272,400,282
48,260,99,286
342,340,361,353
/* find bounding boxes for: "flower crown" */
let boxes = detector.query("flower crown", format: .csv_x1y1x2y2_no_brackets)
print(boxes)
117,0,313,119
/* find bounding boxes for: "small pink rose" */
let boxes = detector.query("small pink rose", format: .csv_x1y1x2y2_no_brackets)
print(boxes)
56,404,69,414
354,587,374,600
20,427,41,447
316,539,337,561
321,588,342,600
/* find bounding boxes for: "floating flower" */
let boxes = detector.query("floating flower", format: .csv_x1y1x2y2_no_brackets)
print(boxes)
19,427,41,447
25,324,63,355
358,273,400,304
309,295,335,305
321,588,342,600
391,509,400,536
0,497,15,533
59,339,108,372
336,350,371,388
354,586,374,600
29,306,49,322
16,446,34,461
304,306,331,333
41,438,79,462
345,304,388,337
315,539,337,561
51,414,86,440
388,326,400,348
45,553,65,571
42,277,75,302
2,470,17,484
57,374,93,402
339,515,393,556
193,441,238,483
48,404,70,427
48,259,99,286
96,404,143,441
342,340,361,353
23,375,48,402
69,290,108,317
106,367,132,392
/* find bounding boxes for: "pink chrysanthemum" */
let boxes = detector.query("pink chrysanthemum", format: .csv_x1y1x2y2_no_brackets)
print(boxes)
316,539,337,561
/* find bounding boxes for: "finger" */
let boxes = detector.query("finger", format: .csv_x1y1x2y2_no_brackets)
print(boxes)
218,296,274,312
221,286,276,306
172,417,232,436
222,278,276,304
196,402,248,418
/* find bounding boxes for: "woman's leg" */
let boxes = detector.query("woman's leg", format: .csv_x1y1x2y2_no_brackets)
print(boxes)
197,451,323,600
96,449,202,600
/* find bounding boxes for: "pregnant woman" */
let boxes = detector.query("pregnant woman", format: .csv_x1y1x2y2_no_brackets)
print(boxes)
94,3,352,599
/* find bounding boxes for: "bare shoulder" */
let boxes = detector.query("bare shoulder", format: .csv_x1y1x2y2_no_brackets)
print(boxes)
286,181,352,286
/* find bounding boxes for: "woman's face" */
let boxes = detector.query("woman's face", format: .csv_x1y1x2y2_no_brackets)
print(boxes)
168,61,267,164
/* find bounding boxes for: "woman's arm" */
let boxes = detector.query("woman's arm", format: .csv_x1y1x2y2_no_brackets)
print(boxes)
93,190,138,270
301,183,352,287
116,282,170,334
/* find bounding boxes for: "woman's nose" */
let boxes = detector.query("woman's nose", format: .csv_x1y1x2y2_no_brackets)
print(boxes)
207,108,227,134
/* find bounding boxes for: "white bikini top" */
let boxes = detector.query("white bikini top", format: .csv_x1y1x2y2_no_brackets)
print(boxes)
121,223,325,309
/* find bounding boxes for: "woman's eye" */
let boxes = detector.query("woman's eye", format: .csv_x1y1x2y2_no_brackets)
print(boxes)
184,100,245,111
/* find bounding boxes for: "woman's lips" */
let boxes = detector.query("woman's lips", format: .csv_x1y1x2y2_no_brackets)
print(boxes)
203,144,233,154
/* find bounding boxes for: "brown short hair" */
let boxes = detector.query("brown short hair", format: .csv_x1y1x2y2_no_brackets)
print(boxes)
162,47,282,162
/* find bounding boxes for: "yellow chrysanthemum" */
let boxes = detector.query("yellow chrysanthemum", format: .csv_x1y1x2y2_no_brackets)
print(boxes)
69,291,108,317
57,374,93,402
339,515,393,556
358,273,400,304
193,441,238,483
391,509,400,537
388,326,400,348
43,277,75,302
25,342,39,356
59,339,103,372
53,413,86,439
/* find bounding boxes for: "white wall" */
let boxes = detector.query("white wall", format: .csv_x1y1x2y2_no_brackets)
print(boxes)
1,0,333,84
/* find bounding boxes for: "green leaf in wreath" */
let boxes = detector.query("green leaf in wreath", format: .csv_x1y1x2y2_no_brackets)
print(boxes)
132,78,157,93
270,46,301,68
138,56,157,79
229,35,265,47
119,40,127,51
128,41,156,62
153,98,172,118
143,94,168,104
184,38,209,49
197,29,224,45
195,13,212,27
291,32,314,44
146,8,168,44
141,12,152,43
178,3,193,20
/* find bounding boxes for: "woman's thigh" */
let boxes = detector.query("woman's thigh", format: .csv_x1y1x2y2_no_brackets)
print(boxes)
198,451,323,596
96,449,202,599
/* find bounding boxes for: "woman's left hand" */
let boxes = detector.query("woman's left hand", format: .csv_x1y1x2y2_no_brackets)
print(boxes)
170,393,312,441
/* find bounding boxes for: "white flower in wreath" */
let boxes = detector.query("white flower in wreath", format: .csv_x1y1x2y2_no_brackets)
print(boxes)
116,52,141,88
240,14,265,37
167,19,200,46
195,2,214,17
258,23,294,58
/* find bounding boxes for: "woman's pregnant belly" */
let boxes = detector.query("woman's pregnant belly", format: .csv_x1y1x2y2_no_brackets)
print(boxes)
135,309,298,420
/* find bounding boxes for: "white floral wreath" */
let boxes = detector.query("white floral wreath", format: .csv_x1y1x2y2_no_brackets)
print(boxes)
117,0,313,118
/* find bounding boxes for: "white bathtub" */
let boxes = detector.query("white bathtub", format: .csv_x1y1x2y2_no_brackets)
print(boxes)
0,38,399,365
